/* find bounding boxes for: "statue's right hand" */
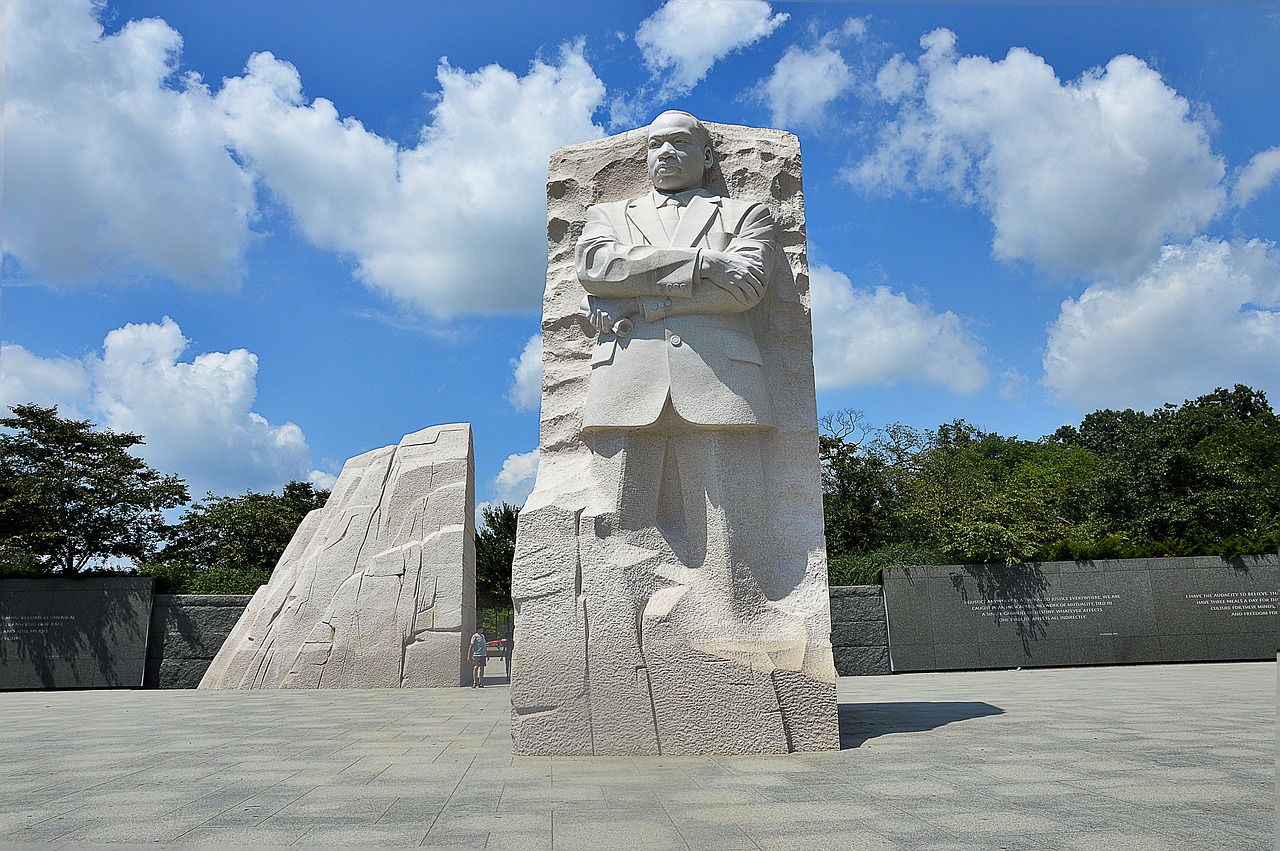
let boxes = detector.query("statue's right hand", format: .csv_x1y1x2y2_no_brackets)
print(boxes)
578,296,638,336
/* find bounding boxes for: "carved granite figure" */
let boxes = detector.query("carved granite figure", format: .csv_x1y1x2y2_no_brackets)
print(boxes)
510,113,838,755
200,423,476,690
576,110,775,430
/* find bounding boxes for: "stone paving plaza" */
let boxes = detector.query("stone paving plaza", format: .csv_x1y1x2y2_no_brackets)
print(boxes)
0,661,1273,850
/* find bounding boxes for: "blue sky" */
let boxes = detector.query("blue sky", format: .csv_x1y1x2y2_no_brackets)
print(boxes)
4,0,1278,511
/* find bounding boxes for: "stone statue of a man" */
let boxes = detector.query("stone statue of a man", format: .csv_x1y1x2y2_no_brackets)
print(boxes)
573,110,780,592
576,110,775,431
509,111,839,756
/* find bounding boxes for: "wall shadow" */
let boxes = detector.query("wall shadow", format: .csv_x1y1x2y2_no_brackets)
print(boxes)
953,564,1052,656
1,577,152,689
838,700,1004,750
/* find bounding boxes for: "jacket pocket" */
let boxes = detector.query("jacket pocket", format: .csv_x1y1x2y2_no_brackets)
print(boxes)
590,337,617,366
723,330,763,366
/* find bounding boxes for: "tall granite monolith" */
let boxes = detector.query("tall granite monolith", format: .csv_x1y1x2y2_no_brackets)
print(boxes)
200,423,476,689
509,113,839,754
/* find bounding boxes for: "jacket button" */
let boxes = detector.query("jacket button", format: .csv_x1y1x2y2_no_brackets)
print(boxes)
670,334,682,346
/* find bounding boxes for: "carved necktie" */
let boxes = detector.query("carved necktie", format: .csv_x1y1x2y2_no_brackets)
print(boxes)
657,196,681,241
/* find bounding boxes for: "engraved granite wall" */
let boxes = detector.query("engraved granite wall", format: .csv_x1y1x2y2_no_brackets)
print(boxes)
882,555,1278,672
0,576,153,689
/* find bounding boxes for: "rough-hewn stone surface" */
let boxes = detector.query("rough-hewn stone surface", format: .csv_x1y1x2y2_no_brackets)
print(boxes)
200,424,476,689
510,122,838,754
833,645,890,676
145,595,251,688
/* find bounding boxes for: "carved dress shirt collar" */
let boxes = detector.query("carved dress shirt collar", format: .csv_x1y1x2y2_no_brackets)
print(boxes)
651,187,714,208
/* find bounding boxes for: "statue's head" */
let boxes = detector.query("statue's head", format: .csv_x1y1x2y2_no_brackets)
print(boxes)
646,110,713,192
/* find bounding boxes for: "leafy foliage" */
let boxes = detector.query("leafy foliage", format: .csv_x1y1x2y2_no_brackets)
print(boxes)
475,502,518,608
142,481,329,593
819,410,912,560
0,404,188,574
822,385,1280,584
828,543,944,586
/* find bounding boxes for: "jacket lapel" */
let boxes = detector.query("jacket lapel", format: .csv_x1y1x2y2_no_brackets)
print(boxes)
626,197,668,247
671,194,720,247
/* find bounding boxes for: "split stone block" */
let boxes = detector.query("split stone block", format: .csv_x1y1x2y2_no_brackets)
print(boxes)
200,423,476,689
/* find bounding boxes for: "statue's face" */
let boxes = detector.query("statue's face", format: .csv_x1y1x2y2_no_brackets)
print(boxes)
646,113,711,192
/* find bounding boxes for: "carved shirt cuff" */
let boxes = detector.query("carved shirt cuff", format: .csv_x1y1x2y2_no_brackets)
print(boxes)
640,295,678,321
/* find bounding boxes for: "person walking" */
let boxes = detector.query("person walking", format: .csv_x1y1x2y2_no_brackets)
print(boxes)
468,625,487,688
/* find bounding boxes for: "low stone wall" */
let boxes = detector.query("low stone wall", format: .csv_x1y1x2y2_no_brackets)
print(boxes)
882,554,1278,672
1,576,154,690
145,595,252,688
828,585,890,676
132,556,1280,686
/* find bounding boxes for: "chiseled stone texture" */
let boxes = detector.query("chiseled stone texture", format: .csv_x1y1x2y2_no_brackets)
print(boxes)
145,594,252,688
510,122,838,754
200,424,476,689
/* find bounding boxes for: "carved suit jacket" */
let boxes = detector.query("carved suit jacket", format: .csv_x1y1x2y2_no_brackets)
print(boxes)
575,189,776,430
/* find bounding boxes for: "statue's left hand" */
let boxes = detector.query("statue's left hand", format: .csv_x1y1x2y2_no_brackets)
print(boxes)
698,251,765,304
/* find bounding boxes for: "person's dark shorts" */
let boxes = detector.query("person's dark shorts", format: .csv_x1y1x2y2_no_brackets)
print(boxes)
473,656,486,669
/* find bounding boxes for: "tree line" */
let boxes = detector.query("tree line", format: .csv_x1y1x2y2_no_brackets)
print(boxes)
0,403,326,592
822,385,1280,584
3,385,1276,593
0,403,519,601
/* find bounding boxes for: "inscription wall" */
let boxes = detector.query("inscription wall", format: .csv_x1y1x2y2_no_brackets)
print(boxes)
882,555,1277,672
0,576,154,689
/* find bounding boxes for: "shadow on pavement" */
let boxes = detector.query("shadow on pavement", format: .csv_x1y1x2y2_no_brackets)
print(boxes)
838,701,1004,749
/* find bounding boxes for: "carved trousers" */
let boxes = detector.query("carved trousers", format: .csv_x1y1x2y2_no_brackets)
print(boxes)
582,398,786,647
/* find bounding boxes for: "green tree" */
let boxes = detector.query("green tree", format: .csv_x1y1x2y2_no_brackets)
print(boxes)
902,422,1099,564
0,404,188,574
145,481,329,593
819,410,914,560
818,384,1279,576
475,502,518,608
1054,384,1280,555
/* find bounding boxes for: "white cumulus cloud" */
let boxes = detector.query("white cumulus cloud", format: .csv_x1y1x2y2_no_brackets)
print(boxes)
492,449,540,508
0,318,332,498
760,24,859,128
506,334,543,412
997,368,1031,405
6,0,606,320
3,0,257,286
0,345,91,414
1233,147,1280,207
636,0,788,96
215,43,605,318
809,264,988,393
846,29,1226,280
1043,238,1280,411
